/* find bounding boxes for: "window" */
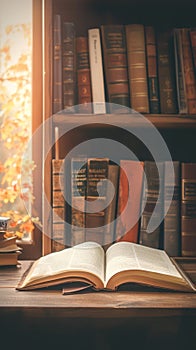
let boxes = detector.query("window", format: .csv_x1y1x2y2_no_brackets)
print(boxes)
0,0,42,258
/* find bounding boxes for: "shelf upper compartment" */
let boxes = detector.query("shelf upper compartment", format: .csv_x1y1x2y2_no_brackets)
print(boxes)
52,113,196,130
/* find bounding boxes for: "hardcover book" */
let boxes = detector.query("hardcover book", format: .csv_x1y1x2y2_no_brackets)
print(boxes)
88,28,106,114
101,25,130,112
139,161,164,249
62,22,76,110
85,158,109,245
173,28,188,114
145,26,160,114
190,29,196,78
163,161,181,256
16,241,196,292
104,164,119,249
181,162,196,256
53,14,63,114
71,157,87,246
76,36,92,113
115,160,144,243
181,28,196,114
52,159,65,251
126,24,149,113
156,29,178,114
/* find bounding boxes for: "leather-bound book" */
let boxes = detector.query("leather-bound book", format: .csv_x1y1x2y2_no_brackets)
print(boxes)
85,158,109,245
145,26,160,114
62,22,76,110
71,157,87,246
126,24,149,113
76,37,92,113
190,29,196,78
181,28,196,114
53,14,62,114
173,28,188,114
181,163,196,256
101,25,130,113
115,160,144,243
104,164,119,249
163,161,181,256
156,29,178,114
52,159,65,251
139,161,164,249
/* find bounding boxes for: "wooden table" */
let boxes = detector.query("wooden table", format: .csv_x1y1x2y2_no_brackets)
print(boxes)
0,260,196,350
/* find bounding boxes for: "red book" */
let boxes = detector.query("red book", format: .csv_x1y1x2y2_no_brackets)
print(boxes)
115,160,144,243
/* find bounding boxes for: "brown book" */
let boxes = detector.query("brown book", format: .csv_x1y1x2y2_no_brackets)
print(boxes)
181,163,196,256
53,14,63,114
52,159,65,251
181,28,196,114
76,37,92,113
163,161,181,256
115,160,144,243
104,164,119,249
17,241,196,292
190,29,196,78
139,161,164,249
173,28,188,114
101,25,130,113
71,157,87,246
0,251,21,266
126,24,149,113
145,26,160,114
62,22,76,110
156,29,178,114
85,158,109,245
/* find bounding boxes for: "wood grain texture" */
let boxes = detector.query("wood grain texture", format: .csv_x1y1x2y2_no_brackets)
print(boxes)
0,260,196,350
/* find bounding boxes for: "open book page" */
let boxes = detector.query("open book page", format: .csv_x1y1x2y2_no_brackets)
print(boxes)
105,242,183,286
19,241,105,289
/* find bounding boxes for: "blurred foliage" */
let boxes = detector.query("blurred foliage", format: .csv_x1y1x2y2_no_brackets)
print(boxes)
0,23,39,238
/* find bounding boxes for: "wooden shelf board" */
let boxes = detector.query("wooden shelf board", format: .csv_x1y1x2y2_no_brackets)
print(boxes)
52,113,196,129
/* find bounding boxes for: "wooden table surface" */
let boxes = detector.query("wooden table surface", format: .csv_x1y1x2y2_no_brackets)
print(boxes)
0,260,196,350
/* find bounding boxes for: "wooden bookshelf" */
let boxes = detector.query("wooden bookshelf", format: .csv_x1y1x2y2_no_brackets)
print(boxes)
41,0,196,255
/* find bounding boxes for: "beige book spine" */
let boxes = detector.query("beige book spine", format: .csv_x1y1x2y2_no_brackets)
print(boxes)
88,28,106,114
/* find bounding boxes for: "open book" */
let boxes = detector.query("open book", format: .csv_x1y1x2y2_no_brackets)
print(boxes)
17,242,196,292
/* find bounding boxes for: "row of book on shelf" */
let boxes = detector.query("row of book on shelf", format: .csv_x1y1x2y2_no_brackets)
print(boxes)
53,16,196,116
52,157,196,258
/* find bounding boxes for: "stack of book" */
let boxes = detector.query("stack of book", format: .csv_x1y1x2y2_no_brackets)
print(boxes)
0,217,22,266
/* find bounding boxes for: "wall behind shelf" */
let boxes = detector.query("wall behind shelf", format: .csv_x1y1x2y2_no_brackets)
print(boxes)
52,0,196,30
